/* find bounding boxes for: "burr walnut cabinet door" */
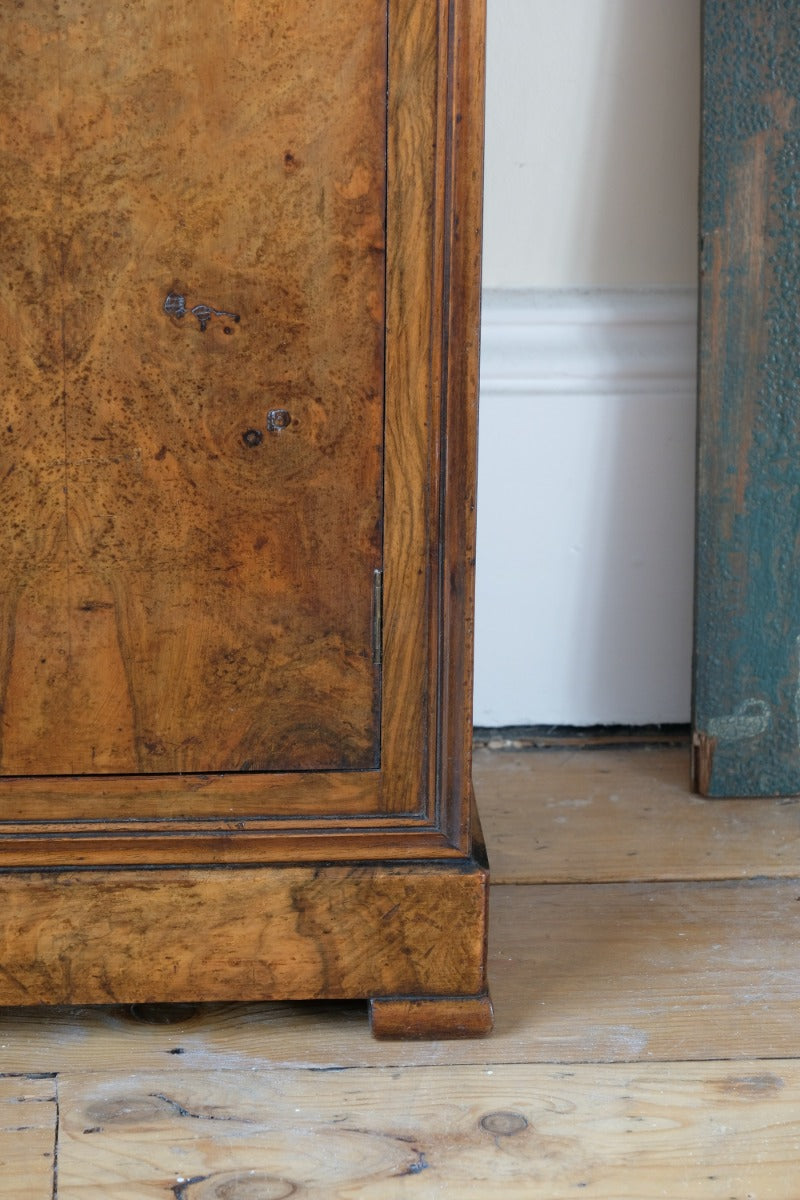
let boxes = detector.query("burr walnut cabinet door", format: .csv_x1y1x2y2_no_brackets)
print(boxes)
0,0,386,776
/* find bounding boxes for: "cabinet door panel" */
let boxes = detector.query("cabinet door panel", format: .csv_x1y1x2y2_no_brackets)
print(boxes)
0,0,386,775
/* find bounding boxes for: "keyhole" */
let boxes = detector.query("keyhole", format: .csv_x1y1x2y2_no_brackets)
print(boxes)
266,409,291,431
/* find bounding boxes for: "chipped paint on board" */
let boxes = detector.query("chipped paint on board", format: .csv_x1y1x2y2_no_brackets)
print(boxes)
694,1,800,795
707,699,771,741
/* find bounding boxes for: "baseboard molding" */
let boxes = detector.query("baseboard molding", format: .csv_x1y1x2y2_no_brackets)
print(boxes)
473,286,697,727
473,725,691,751
480,287,698,398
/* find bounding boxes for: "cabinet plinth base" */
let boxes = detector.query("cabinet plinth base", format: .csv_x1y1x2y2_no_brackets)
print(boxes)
0,857,489,1011
370,992,494,1039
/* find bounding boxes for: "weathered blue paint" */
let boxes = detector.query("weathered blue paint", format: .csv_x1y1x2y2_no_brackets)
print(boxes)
694,1,800,795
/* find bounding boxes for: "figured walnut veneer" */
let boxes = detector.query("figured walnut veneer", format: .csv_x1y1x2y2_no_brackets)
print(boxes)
0,0,489,1037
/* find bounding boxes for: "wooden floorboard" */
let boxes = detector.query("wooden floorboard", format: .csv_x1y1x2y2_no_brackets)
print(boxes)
3,746,800,1194
0,1075,58,1199
53,1063,800,1199
474,744,800,883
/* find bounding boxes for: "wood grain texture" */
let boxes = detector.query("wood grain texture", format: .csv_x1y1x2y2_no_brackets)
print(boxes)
0,0,386,775
488,879,800,1064
695,0,800,796
436,0,486,849
0,825,463,869
380,0,441,814
49,1062,800,1199
0,860,488,1006
0,0,489,1025
381,0,486,835
2,750,800,1194
0,769,382,822
474,744,800,884
1,875,799,1068
0,830,462,868
0,1076,57,1200
370,993,493,1039
0,0,487,844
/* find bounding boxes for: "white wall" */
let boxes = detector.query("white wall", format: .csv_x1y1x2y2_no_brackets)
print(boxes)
474,0,701,726
482,0,701,289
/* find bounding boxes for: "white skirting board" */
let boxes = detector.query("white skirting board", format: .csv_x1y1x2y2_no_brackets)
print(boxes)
474,288,698,727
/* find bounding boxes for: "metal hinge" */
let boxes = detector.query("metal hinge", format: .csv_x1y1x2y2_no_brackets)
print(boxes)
372,568,383,666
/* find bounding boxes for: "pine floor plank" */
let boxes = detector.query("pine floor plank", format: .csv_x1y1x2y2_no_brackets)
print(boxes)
0,876,799,1071
0,1076,58,1199
488,879,800,1063
474,744,800,883
53,1062,800,1199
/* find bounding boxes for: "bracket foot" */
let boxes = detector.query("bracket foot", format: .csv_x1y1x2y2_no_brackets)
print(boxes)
369,992,493,1040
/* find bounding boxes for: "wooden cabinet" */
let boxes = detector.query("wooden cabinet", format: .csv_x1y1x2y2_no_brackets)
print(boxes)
0,1,490,1037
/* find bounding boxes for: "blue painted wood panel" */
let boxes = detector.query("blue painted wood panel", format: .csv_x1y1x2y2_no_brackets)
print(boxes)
694,1,800,795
